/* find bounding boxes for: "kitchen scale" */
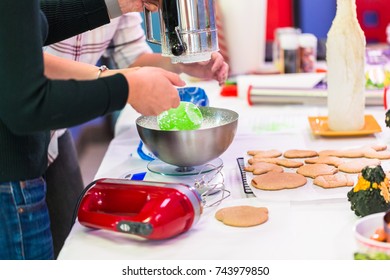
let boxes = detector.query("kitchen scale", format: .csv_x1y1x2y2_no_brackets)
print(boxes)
120,158,229,205
132,105,238,207
146,157,224,176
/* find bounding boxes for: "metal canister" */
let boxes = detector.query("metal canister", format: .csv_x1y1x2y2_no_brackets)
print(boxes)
273,27,301,72
279,33,299,74
144,0,218,63
298,33,317,73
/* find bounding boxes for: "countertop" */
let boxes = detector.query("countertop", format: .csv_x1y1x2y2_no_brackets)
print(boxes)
58,76,390,260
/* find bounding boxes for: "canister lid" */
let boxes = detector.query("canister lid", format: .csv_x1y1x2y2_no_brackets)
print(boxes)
279,33,299,50
274,27,301,38
298,33,318,48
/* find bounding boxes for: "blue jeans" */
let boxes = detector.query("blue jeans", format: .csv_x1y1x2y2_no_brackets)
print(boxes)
0,177,54,259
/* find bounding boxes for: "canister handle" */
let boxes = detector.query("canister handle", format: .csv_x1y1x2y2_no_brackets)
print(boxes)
144,8,161,45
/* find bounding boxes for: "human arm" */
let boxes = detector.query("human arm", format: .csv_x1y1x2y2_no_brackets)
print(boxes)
0,1,182,135
43,52,184,116
44,52,142,80
0,1,127,134
131,52,229,85
44,53,104,80
44,52,138,81
40,0,158,45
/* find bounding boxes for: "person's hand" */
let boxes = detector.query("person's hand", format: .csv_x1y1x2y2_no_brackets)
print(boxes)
118,0,159,14
178,52,229,86
99,67,141,78
122,67,185,116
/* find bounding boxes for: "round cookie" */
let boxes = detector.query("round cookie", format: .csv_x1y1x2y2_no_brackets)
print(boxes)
215,205,269,227
251,171,307,190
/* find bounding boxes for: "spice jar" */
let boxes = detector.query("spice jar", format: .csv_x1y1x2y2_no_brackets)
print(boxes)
279,33,299,74
273,27,301,72
298,33,317,73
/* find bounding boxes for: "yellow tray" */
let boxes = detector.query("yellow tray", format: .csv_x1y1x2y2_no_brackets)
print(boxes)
308,115,382,136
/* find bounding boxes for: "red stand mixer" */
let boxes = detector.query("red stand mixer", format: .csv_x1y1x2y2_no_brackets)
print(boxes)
77,179,203,240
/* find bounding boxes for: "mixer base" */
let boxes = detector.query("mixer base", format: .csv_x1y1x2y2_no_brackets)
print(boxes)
147,158,223,176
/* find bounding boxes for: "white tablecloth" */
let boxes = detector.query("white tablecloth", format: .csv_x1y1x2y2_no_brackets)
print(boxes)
58,77,390,260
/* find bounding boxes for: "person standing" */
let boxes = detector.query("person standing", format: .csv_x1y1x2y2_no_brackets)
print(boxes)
0,0,186,260
43,11,228,258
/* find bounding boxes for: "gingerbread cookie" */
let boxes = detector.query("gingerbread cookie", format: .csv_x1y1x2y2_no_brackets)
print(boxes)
283,149,318,159
365,144,387,152
248,157,303,168
251,171,307,190
338,158,381,173
244,161,284,175
296,163,338,178
215,206,269,227
318,148,365,158
313,173,355,189
317,149,337,157
363,150,390,160
319,145,389,159
247,149,282,158
304,156,345,167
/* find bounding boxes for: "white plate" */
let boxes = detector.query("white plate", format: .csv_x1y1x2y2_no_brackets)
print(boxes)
354,212,390,254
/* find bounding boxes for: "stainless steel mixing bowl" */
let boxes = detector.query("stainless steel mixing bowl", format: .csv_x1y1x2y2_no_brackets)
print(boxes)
136,106,239,169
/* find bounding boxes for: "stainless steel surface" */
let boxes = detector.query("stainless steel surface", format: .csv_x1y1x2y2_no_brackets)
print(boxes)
144,8,160,45
144,0,218,63
136,107,238,168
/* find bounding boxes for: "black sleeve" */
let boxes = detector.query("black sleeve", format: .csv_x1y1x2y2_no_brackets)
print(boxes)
40,0,111,45
0,0,128,135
